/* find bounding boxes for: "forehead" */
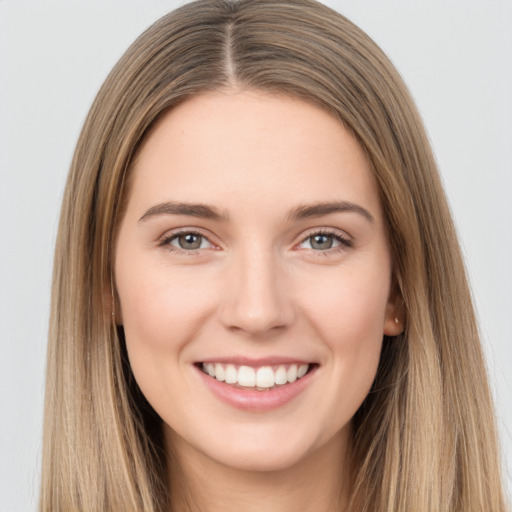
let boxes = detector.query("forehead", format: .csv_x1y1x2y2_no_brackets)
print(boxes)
126,90,382,222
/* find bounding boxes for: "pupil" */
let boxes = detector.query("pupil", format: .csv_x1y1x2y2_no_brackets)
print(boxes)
311,234,332,250
179,233,201,249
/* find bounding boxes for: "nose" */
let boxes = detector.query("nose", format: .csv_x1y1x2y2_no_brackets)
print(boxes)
219,247,295,337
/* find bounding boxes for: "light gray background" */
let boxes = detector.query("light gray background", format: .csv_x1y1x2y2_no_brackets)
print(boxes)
1,1,511,510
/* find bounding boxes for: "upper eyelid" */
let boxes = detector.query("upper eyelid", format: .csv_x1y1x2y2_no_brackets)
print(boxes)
160,227,216,243
297,227,352,243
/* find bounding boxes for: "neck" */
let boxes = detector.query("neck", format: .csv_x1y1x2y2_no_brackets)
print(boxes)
166,428,351,512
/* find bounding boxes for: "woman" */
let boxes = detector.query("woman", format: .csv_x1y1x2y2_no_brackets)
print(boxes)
40,1,507,510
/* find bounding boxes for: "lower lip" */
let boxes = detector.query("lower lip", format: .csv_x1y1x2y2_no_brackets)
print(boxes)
194,365,317,412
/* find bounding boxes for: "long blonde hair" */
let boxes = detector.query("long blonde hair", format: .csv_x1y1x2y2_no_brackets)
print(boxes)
41,1,507,510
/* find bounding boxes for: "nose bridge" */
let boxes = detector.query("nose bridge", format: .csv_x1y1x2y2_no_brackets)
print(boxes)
220,241,293,335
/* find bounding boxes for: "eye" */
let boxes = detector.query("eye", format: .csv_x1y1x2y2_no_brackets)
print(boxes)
161,231,214,252
298,232,352,251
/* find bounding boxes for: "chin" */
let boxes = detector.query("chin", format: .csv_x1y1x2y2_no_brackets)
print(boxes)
166,419,347,475
215,444,309,473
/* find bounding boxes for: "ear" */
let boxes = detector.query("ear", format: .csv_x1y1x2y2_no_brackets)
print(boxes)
383,281,404,336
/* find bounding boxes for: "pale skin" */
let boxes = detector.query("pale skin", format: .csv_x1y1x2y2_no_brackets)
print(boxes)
114,89,403,511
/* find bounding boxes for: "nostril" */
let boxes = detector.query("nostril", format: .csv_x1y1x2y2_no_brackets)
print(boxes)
218,267,295,335
220,303,295,336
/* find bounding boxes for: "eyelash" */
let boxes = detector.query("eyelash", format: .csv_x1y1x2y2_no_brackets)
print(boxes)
159,229,353,255
159,230,213,256
298,230,353,252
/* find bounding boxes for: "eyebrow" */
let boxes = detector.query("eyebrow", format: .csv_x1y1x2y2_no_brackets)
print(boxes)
139,201,229,222
138,199,374,224
287,201,374,223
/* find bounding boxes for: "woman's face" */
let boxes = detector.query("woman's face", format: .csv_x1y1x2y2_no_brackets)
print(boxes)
115,90,401,472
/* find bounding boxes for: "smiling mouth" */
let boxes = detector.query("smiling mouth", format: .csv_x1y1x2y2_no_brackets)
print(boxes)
198,362,316,391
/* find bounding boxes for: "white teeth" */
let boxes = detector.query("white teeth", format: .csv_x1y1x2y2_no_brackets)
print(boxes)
256,367,275,388
202,362,310,389
275,365,287,385
287,365,297,383
206,363,215,377
238,366,256,387
297,364,308,378
225,364,237,384
214,363,225,382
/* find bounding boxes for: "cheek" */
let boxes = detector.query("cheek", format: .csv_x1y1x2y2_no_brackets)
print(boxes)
297,263,389,403
300,262,390,344
115,264,220,419
117,264,212,342
115,262,218,385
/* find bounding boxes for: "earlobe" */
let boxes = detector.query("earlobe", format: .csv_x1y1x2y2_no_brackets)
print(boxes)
383,281,405,336
384,313,404,336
